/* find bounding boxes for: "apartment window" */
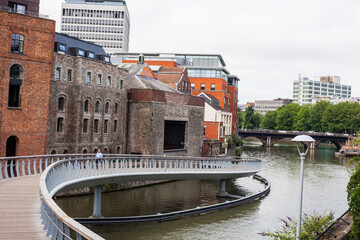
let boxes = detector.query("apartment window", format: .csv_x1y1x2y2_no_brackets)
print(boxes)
200,83,205,90
57,118,64,132
11,34,24,53
211,84,215,90
86,72,91,83
104,120,108,133
8,2,26,14
58,97,65,111
107,76,111,86
105,102,109,114
55,67,61,80
97,74,102,85
94,119,99,133
95,101,100,113
67,69,72,81
84,99,89,113
83,119,88,133
191,83,195,90
113,120,117,132
8,64,22,108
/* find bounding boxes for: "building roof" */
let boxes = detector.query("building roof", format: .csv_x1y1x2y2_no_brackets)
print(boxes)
198,92,219,101
155,67,186,85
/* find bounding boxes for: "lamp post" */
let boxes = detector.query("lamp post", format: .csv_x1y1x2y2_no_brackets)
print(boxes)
291,135,315,240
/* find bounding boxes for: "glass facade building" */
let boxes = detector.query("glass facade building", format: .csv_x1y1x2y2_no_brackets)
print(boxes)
293,76,351,105
60,0,130,54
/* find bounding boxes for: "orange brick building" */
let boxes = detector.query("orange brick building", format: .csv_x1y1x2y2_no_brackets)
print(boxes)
0,9,55,157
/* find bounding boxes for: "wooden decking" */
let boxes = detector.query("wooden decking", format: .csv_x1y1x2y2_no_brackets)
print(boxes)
0,175,48,240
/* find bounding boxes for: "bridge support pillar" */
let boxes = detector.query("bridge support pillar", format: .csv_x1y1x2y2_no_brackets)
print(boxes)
266,137,272,147
309,142,316,149
216,179,228,197
92,185,103,218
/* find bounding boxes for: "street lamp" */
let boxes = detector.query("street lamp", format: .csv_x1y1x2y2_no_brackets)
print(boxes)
291,135,315,240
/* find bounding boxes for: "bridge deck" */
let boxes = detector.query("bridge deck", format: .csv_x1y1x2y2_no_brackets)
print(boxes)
0,175,47,240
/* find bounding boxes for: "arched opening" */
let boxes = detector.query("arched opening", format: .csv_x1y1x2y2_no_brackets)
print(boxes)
93,149,98,154
103,148,108,154
6,136,18,177
8,64,23,108
63,150,69,154
58,96,65,111
51,150,56,155
117,146,121,154
83,149,88,154
95,101,100,113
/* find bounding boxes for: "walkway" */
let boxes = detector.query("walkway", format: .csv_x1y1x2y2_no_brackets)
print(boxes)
0,175,47,240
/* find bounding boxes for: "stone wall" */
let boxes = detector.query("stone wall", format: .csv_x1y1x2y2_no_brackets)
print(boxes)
47,53,128,154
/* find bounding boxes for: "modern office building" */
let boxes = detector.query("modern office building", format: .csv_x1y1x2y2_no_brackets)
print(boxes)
60,0,130,55
293,75,351,105
254,98,293,115
113,53,239,134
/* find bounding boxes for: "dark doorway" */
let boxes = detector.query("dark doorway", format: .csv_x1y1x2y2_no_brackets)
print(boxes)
6,136,18,177
164,121,186,150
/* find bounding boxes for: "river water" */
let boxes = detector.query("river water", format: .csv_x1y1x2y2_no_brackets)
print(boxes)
55,144,350,239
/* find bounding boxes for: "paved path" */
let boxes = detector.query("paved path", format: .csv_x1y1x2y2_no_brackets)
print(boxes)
0,175,47,240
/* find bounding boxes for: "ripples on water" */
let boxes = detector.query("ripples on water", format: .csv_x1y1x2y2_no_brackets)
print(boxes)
55,144,350,240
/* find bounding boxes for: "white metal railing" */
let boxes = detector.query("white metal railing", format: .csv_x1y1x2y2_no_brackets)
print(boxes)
39,156,261,240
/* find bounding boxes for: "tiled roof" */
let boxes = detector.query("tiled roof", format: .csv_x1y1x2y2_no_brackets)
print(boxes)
198,92,219,101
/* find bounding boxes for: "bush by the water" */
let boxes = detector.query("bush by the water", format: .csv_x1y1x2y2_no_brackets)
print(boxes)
347,156,360,239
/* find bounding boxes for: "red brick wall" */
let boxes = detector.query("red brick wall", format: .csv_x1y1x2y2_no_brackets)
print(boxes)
204,121,220,140
0,0,40,13
0,11,55,156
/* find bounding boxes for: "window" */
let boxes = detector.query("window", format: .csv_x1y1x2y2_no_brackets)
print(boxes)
58,44,66,52
104,120,108,133
55,67,61,80
58,97,65,111
211,84,215,90
105,102,109,114
8,64,22,107
107,76,111,86
95,101,100,113
67,69,72,81
200,83,205,90
191,83,195,90
84,99,89,113
119,79,123,89
115,103,118,114
11,34,24,53
8,2,26,14
78,49,85,56
83,119,88,133
94,119,99,133
57,118,64,132
114,120,117,132
88,52,95,59
97,74,102,85
86,72,91,83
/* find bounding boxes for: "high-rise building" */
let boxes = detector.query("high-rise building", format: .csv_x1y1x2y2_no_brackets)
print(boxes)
60,0,130,55
293,75,351,105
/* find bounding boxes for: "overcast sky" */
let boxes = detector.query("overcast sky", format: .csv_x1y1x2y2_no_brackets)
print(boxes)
40,0,360,103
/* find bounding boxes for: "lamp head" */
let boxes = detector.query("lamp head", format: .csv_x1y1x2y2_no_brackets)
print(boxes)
291,135,315,155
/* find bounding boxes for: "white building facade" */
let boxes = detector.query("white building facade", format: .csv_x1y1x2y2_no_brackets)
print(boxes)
293,76,351,105
254,98,292,115
60,0,130,55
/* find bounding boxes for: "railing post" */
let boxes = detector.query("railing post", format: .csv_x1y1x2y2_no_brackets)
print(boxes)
92,185,103,218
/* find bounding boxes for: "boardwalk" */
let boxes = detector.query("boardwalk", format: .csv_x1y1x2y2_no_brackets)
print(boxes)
0,175,47,240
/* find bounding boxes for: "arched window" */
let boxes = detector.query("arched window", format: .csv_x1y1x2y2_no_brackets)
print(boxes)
105,102,109,114
95,101,100,113
84,99,89,113
58,97,65,111
63,150,69,154
115,102,118,114
8,64,23,107
51,150,56,155
117,147,121,154
57,117,64,132
11,34,24,53
83,149,88,154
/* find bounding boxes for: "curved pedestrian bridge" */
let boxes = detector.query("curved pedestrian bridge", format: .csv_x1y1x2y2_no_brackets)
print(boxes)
0,155,263,240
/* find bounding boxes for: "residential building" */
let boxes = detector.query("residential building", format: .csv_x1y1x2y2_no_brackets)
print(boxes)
227,75,239,133
255,98,293,115
154,66,191,95
0,7,55,156
60,0,130,54
293,75,351,105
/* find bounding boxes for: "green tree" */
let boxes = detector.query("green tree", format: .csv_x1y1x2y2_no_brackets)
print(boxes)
322,102,354,133
253,112,263,129
244,106,256,129
308,101,330,132
261,111,277,130
294,105,311,131
275,103,301,130
237,110,245,129
347,156,360,239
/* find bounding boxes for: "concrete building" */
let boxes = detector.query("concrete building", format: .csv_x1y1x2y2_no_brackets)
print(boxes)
254,98,293,115
48,33,128,154
312,96,360,105
60,0,130,54
293,75,351,105
0,7,55,157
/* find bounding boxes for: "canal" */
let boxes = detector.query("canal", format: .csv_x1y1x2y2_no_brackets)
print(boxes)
55,144,350,239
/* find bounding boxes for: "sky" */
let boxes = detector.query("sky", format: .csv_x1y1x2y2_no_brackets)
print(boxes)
40,0,360,103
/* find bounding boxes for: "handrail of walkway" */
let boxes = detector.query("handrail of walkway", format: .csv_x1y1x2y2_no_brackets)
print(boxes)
39,155,262,240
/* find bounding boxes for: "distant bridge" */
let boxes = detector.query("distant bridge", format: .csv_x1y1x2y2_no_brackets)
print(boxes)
238,129,349,150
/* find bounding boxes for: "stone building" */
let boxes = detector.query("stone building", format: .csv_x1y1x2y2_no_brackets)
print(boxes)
0,9,55,157
122,64,205,156
47,33,128,154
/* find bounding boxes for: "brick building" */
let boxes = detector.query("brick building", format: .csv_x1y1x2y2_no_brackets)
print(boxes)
0,9,55,157
47,33,128,154
0,0,40,14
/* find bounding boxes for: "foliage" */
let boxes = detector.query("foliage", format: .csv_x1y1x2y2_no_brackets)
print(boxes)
259,212,334,240
308,101,330,132
294,105,311,131
244,106,256,129
237,110,245,129
347,155,360,239
275,104,301,130
227,133,243,150
261,111,278,129
235,147,242,157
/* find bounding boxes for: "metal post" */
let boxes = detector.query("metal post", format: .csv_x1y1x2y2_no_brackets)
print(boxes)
216,179,227,197
296,153,305,239
92,185,103,218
